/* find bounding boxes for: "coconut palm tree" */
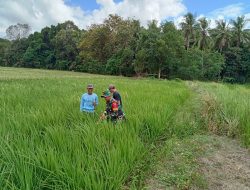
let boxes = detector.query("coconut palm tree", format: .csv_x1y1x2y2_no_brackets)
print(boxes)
231,16,250,47
195,17,211,50
213,20,232,52
180,13,196,49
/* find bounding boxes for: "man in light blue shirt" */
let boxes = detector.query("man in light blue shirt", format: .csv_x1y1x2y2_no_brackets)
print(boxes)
80,84,98,113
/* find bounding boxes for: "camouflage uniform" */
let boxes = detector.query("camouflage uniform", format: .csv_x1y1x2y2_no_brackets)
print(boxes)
101,89,125,123
104,98,125,122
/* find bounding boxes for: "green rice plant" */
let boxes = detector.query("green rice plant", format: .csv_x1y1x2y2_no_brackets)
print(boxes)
0,67,191,189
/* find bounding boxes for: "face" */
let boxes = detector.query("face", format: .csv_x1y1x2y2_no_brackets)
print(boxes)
105,96,111,102
87,88,93,94
109,88,115,93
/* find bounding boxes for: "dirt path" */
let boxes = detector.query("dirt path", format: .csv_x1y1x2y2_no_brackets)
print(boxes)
198,136,250,190
143,135,250,190
190,81,250,190
143,82,250,190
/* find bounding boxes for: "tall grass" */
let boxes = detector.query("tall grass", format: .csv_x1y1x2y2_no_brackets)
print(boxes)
0,67,191,189
200,82,250,147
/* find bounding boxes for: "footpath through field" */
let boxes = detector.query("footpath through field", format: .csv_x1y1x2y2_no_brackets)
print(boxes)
141,82,250,190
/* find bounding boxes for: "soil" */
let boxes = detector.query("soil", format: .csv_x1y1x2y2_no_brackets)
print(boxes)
198,136,250,190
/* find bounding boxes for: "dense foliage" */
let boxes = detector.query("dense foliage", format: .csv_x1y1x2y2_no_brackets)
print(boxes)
0,14,250,82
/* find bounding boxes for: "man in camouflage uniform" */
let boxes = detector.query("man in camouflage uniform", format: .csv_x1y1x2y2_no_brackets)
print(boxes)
100,89,125,122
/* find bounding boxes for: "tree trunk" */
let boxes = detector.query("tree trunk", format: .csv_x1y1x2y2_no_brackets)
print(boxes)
158,67,161,79
237,35,240,47
185,37,190,50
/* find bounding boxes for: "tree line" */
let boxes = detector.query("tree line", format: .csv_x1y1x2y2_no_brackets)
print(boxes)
0,13,250,83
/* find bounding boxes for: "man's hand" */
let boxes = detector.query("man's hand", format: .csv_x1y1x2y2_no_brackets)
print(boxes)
99,113,106,120
93,102,97,107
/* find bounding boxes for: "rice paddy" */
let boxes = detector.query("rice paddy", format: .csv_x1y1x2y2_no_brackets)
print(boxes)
0,67,249,189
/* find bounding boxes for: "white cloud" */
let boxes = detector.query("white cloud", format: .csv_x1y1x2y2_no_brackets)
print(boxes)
206,3,246,28
0,0,186,38
209,3,244,19
0,0,85,37
87,0,187,26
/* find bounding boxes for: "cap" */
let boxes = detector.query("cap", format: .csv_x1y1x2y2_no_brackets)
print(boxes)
101,89,111,98
87,84,94,89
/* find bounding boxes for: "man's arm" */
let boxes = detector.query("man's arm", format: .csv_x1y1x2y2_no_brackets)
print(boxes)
80,95,85,111
94,94,98,107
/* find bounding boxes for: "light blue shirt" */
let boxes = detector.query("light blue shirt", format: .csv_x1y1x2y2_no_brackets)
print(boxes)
80,93,98,113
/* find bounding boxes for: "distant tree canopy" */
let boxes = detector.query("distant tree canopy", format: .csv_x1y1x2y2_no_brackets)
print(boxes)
1,14,250,83
6,23,31,41
0,38,10,64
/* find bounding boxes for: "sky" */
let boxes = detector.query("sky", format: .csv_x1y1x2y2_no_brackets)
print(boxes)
0,0,250,38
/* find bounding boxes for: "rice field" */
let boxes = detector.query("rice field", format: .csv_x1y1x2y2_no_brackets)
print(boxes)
0,67,191,189
0,67,249,189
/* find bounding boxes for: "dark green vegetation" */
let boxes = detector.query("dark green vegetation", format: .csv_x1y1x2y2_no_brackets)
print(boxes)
1,14,250,83
0,38,10,64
